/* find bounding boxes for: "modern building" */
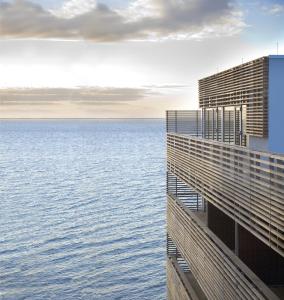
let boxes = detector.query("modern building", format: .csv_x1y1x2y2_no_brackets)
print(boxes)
166,56,284,300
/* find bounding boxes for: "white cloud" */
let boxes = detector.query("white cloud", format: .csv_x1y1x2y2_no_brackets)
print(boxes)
262,3,284,15
0,86,157,104
51,0,97,18
0,0,246,41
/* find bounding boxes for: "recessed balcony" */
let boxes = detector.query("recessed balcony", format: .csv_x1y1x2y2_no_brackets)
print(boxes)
167,193,281,299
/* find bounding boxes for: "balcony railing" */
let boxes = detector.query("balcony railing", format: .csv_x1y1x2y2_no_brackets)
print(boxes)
167,194,279,300
167,110,246,146
167,133,284,256
166,110,202,136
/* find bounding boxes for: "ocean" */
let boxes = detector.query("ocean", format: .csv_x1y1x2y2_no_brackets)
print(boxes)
0,119,166,300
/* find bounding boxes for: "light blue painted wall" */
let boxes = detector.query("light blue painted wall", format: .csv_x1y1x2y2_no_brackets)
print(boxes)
268,55,284,154
248,135,268,152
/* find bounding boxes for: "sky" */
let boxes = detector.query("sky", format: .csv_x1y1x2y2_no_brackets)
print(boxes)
0,0,284,118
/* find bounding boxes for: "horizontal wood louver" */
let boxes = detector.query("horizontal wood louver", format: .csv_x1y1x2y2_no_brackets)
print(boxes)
167,195,279,300
167,133,284,257
199,57,268,137
167,257,193,300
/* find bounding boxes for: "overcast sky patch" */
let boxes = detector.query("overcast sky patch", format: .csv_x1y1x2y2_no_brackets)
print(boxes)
0,0,245,41
0,86,159,105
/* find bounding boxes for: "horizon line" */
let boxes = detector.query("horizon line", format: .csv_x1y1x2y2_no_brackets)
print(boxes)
0,117,165,120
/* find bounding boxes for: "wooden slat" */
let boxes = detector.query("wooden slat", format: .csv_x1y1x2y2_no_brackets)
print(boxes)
167,133,284,256
167,257,198,300
199,57,268,137
167,195,279,300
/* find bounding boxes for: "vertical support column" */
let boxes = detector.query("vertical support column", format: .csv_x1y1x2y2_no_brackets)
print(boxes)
216,107,219,141
202,108,206,138
235,222,239,256
228,111,231,144
221,106,225,142
240,105,243,146
196,193,199,211
213,108,215,140
205,200,208,226
234,107,237,145
207,110,210,139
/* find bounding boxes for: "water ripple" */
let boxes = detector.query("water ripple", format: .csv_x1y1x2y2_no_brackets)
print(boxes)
0,119,166,300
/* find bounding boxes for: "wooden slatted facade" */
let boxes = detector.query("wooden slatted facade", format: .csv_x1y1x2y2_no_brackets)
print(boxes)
199,57,268,137
166,56,284,299
167,195,279,300
167,133,284,257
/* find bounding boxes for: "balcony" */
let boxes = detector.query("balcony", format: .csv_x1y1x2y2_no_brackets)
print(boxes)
167,133,284,256
167,194,279,300
167,109,247,146
166,110,284,256
166,109,284,299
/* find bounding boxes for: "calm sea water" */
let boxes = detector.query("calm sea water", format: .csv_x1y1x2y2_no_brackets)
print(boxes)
0,119,166,300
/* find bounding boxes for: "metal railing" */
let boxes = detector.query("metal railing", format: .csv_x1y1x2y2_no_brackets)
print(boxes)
166,110,202,136
167,171,205,212
166,109,247,146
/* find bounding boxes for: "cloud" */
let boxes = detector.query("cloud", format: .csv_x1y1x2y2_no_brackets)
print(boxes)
0,85,182,118
144,84,190,89
0,86,156,105
262,3,284,15
52,0,97,18
0,0,245,41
